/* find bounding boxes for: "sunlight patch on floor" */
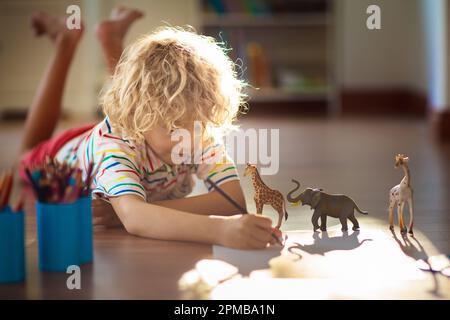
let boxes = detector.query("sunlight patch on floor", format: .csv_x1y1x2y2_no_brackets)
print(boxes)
212,217,448,299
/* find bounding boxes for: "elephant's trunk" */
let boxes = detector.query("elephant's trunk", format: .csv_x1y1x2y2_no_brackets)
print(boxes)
287,179,301,203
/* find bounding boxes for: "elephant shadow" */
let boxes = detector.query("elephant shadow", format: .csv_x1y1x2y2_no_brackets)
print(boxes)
287,231,372,257
390,230,442,297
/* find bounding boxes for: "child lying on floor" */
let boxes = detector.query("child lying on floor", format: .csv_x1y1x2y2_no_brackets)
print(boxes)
18,7,280,249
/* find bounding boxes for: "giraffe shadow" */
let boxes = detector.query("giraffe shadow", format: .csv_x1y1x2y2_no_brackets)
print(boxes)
287,231,372,257
390,230,442,297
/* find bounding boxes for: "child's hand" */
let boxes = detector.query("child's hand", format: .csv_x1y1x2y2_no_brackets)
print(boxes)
92,198,123,228
218,214,277,249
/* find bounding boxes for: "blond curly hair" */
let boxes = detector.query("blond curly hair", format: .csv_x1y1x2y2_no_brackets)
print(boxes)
101,26,247,143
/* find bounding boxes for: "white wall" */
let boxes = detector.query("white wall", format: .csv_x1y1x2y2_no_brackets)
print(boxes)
0,0,198,119
422,0,448,111
335,0,427,93
97,0,200,88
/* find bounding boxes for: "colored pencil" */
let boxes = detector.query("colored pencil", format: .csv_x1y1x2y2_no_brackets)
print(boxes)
0,172,5,206
0,169,23,213
0,170,13,210
205,177,283,246
24,156,100,204
12,194,24,213
205,177,247,214
25,167,42,200
82,153,105,197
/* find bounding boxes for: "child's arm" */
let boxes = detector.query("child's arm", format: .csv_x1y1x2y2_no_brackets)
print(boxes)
109,194,277,249
152,180,245,215
92,180,244,226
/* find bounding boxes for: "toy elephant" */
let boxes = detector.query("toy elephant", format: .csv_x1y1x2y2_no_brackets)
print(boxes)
287,179,368,232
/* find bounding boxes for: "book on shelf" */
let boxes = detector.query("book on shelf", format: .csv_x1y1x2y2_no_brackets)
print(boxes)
204,0,270,16
202,0,328,17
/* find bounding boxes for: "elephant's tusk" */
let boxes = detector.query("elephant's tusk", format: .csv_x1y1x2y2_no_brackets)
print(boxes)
290,201,301,207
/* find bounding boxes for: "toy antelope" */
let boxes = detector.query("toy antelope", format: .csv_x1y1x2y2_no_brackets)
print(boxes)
244,163,288,229
389,154,414,235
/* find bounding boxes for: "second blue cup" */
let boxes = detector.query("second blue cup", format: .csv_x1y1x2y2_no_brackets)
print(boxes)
78,196,93,264
0,207,25,283
36,196,92,272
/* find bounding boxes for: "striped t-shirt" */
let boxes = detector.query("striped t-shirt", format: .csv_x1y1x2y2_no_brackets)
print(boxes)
55,117,239,202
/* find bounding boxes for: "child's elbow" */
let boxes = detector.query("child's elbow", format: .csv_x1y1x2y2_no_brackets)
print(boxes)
111,196,146,236
123,219,141,236
121,213,147,236
117,209,143,236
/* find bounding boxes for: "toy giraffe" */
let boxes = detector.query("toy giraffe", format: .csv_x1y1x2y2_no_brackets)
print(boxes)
244,163,288,229
389,154,414,235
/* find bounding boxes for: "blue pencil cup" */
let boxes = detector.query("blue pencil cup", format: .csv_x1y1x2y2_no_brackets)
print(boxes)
78,196,93,264
0,207,25,283
37,196,93,272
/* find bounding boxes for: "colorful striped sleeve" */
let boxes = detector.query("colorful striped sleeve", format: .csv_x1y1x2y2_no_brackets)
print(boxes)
197,143,240,191
91,131,146,201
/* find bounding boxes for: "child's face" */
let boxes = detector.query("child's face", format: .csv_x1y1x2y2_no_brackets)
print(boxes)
144,122,203,165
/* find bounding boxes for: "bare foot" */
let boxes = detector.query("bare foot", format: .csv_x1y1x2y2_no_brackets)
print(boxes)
30,11,83,45
95,6,144,47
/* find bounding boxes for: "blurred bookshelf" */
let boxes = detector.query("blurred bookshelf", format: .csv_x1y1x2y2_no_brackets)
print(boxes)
202,13,330,27
199,0,334,114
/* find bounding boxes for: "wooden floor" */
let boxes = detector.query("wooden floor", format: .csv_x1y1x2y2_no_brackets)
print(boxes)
0,116,449,299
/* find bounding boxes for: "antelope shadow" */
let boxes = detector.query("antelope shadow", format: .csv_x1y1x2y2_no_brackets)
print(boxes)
391,230,442,297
